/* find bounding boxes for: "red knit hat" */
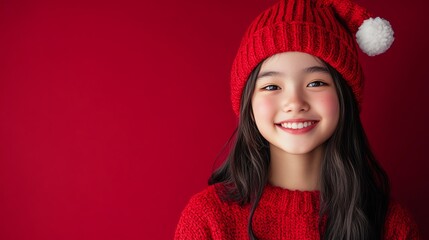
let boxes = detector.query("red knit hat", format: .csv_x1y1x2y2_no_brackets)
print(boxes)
230,0,394,116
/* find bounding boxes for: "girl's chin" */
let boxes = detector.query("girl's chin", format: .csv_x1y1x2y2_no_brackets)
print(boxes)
269,143,325,156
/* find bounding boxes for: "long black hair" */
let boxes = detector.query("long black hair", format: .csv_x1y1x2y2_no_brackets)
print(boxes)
209,60,390,239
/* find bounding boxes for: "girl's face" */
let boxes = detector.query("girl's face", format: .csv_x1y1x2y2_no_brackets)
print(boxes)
251,52,339,155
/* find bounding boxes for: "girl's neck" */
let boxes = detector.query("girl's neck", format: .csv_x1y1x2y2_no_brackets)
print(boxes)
268,145,323,191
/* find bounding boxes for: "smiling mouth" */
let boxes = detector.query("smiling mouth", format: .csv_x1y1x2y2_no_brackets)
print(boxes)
276,121,318,130
276,120,319,130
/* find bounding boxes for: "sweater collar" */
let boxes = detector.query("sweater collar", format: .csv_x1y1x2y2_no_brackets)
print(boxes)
260,183,321,214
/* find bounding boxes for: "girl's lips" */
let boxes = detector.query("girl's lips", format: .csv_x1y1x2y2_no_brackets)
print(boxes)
275,120,319,134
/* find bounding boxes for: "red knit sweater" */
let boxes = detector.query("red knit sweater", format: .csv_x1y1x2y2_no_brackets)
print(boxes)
175,184,419,239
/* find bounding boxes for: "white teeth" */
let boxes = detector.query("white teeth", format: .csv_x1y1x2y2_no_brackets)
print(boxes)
280,121,314,129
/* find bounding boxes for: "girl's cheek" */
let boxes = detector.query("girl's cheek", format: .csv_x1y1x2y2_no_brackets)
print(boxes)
252,96,276,118
317,92,340,120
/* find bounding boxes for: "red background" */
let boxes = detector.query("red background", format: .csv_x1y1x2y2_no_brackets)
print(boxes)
1,0,428,239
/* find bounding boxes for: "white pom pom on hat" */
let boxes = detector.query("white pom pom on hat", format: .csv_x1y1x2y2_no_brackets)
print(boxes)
327,0,395,56
356,17,394,56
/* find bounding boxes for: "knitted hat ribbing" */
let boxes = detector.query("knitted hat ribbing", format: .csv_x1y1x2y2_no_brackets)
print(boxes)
230,0,394,116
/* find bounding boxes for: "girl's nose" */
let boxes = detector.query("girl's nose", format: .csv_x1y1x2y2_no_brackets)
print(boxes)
282,90,310,113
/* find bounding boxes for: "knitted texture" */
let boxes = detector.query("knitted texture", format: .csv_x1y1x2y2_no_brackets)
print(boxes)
175,184,420,239
230,0,375,116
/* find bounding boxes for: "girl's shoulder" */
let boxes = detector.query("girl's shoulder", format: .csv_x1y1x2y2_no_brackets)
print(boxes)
182,184,224,211
384,200,420,239
174,183,242,240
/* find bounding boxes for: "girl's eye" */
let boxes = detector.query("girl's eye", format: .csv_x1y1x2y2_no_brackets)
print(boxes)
307,81,327,87
262,85,280,91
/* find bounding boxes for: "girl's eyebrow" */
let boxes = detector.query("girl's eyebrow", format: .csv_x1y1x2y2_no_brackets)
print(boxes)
304,66,329,74
257,66,329,80
257,71,284,79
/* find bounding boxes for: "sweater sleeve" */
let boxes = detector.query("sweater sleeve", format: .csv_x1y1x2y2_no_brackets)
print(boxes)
174,190,213,240
384,201,420,240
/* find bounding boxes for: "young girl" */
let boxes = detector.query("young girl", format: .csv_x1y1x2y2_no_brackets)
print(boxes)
175,0,419,239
